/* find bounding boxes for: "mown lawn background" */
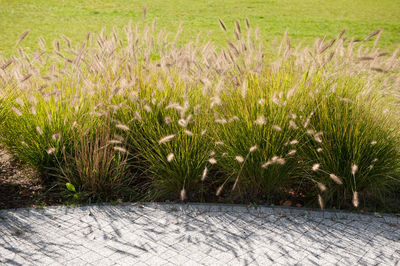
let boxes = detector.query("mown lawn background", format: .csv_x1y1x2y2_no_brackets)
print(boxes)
1,0,400,56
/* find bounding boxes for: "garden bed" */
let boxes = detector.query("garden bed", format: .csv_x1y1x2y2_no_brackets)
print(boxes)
0,21,399,212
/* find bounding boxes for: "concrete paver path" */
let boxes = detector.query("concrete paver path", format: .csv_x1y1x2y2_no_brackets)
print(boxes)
0,203,399,265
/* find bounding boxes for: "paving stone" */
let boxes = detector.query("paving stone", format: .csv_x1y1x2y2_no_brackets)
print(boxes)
0,203,399,265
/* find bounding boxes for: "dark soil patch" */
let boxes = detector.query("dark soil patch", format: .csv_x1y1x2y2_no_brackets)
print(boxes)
0,148,61,209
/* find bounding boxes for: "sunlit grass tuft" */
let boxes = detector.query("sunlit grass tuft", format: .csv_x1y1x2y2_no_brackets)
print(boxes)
0,20,399,210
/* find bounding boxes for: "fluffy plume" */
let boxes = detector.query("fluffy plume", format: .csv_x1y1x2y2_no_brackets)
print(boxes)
254,115,267,125
289,120,298,129
167,153,175,162
143,104,152,113
317,182,327,192
114,146,128,153
178,118,188,127
47,147,56,154
180,188,187,201
30,106,36,115
208,158,217,164
12,107,22,116
216,184,224,196
108,140,122,145
184,130,194,137
159,134,176,144
329,174,343,185
262,161,272,168
352,191,359,207
276,158,286,165
165,116,172,124
36,126,43,135
249,145,258,153
15,98,24,106
304,118,310,128
215,118,227,124
201,166,208,181
241,80,247,98
116,124,130,131
312,163,320,171
52,132,61,140
232,176,240,191
318,194,324,209
351,164,358,175
272,125,282,131
235,156,245,163
314,132,323,143
306,129,315,135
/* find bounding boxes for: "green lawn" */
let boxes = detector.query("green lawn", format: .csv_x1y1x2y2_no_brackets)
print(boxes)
1,0,400,55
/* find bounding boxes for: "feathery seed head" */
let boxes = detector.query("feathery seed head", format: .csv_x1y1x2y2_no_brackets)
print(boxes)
180,188,187,201
52,132,61,140
249,145,258,152
351,164,358,175
184,130,194,137
167,153,175,162
201,166,208,181
216,184,224,196
329,173,343,185
318,194,324,209
12,107,22,116
272,125,282,131
15,98,24,106
114,146,128,153
254,115,267,125
312,163,320,171
235,156,245,163
165,116,172,124
116,124,130,131
36,126,43,135
30,106,36,115
352,191,359,207
317,182,327,192
208,158,217,165
47,147,56,154
289,120,298,129
159,134,176,144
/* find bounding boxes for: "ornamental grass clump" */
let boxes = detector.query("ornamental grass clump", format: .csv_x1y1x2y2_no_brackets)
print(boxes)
296,78,400,209
0,19,399,209
208,73,305,201
115,85,213,201
59,116,135,201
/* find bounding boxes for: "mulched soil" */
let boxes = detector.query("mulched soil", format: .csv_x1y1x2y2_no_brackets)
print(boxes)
0,148,61,209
